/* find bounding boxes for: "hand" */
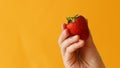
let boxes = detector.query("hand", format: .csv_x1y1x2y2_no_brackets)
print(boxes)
58,24,105,68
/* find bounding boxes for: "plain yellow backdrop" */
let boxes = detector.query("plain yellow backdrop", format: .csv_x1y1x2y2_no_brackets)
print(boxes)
0,0,120,68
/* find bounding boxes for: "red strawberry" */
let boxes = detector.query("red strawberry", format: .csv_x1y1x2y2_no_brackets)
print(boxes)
66,14,89,40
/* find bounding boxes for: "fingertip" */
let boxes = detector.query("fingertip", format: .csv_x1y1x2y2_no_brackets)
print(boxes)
64,29,70,36
75,35,80,39
81,40,85,45
80,39,85,43
62,23,67,30
76,40,85,47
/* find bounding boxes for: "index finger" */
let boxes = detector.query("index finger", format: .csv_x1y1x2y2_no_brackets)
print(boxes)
58,24,70,46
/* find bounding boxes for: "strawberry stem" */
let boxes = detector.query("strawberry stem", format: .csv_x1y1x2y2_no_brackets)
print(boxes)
66,17,72,23
74,14,80,18
66,14,80,23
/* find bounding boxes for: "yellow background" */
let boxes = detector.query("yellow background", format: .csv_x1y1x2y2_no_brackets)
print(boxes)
0,0,120,68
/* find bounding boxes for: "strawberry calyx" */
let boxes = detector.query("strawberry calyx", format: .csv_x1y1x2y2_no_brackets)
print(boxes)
66,14,80,23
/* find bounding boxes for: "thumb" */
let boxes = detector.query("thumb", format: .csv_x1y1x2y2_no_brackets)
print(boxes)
85,32,95,47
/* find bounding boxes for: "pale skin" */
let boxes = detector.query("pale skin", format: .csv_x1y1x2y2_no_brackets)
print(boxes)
58,24,105,68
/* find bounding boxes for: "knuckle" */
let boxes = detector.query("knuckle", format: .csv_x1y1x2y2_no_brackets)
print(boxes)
58,40,61,45
60,44,64,49
60,43,66,49
61,40,68,48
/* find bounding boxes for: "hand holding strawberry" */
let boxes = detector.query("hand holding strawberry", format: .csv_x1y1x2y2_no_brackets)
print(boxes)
58,14,105,68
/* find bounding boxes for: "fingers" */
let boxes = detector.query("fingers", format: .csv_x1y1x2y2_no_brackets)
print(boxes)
58,23,69,46
58,29,70,46
61,35,79,52
58,23,85,56
66,40,84,54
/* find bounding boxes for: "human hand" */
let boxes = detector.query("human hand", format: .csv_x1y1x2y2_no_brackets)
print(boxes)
58,24,105,68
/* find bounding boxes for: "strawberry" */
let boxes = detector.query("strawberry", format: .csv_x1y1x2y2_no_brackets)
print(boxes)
65,14,89,40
